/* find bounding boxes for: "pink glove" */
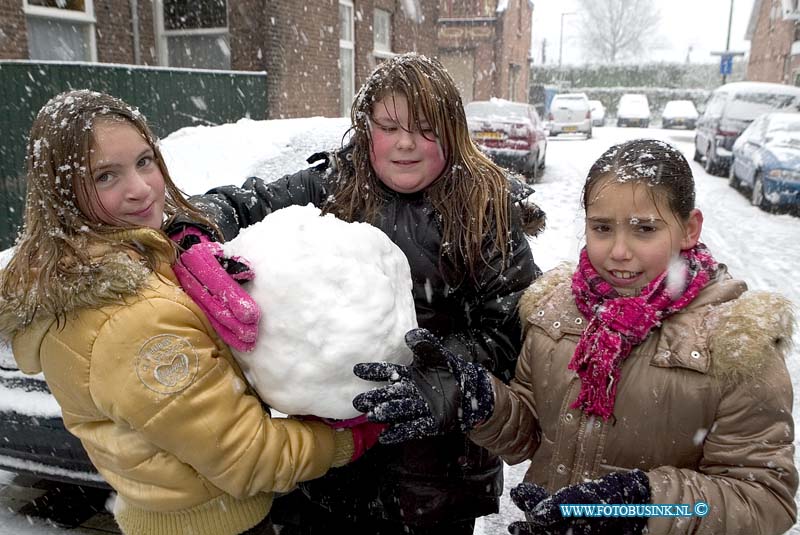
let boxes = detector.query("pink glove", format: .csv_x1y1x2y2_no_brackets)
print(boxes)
171,230,261,352
322,413,369,429
349,420,387,462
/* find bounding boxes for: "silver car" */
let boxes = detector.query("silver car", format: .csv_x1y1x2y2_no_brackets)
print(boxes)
547,93,592,138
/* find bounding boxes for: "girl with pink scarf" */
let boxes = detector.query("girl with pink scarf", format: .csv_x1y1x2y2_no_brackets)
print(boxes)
355,139,797,534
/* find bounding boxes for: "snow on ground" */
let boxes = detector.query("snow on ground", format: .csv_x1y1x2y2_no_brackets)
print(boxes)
1,122,798,534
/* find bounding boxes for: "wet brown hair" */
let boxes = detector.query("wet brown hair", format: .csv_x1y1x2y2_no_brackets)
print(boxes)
0,89,216,325
582,138,696,221
324,53,512,281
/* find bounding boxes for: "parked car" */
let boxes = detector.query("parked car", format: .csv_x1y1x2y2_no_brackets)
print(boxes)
546,92,592,138
465,98,547,182
588,99,606,126
729,112,800,212
616,93,651,127
694,81,800,176
661,100,699,129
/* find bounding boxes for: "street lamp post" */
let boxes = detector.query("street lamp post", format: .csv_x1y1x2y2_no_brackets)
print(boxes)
559,12,576,68
723,0,734,84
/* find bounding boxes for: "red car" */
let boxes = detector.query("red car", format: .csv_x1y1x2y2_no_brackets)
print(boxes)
465,98,548,182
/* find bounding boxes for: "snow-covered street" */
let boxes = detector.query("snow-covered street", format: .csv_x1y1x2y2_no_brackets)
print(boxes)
1,122,798,534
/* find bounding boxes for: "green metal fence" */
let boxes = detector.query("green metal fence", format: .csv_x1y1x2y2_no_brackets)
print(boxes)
0,61,267,249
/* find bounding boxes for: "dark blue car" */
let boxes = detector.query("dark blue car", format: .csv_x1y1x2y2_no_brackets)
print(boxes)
729,112,800,213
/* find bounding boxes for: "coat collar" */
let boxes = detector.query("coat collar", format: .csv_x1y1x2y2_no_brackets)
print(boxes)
1,228,175,373
520,264,751,376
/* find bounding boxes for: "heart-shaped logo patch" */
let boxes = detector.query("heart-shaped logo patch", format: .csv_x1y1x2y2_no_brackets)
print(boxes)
136,334,198,394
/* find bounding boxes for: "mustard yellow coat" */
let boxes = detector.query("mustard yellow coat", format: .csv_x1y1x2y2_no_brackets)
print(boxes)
1,229,352,535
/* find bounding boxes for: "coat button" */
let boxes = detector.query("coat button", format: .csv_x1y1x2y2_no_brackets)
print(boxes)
537,310,545,316
574,317,583,325
691,351,701,359
594,419,602,429
556,464,567,474
553,321,561,329
563,413,573,423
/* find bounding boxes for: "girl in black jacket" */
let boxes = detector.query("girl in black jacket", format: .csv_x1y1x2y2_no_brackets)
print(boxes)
177,53,542,535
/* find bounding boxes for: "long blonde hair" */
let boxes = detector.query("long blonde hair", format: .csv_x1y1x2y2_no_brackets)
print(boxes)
0,90,215,326
324,53,512,282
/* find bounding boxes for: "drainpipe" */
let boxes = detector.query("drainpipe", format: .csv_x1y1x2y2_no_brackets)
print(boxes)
130,0,141,64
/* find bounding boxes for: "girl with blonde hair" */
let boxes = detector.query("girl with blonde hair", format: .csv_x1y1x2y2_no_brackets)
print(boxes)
0,89,379,535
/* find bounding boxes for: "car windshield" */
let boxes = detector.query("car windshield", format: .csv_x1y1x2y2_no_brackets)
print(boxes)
766,115,800,147
465,101,529,121
728,92,800,121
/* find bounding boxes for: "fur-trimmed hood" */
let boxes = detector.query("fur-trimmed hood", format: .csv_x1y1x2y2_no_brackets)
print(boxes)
0,228,173,373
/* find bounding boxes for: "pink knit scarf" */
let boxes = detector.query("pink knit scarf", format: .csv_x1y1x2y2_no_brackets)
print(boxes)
569,244,718,420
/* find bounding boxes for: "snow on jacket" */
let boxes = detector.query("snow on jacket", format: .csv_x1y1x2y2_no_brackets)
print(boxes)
469,263,798,535
186,155,541,523
0,228,353,535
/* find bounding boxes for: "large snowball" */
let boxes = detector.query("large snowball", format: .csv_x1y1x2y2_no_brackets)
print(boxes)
222,204,417,419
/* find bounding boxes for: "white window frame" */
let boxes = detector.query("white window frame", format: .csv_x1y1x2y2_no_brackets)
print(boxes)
154,0,230,69
373,8,393,59
339,0,355,117
23,0,97,61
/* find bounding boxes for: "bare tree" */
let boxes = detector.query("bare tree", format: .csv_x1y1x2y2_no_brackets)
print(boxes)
575,0,662,63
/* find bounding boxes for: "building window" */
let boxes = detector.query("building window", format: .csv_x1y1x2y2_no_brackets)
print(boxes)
156,0,230,69
24,0,97,61
374,8,393,58
339,0,355,117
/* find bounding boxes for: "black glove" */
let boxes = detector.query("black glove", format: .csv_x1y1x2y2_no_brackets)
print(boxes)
306,150,330,171
352,328,495,443
508,470,651,535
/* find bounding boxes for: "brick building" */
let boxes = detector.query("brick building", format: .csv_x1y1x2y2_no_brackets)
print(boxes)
438,0,532,103
0,0,532,118
745,0,800,85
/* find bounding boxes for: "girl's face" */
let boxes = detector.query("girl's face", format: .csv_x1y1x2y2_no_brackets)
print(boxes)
84,120,166,230
585,178,702,294
368,92,446,194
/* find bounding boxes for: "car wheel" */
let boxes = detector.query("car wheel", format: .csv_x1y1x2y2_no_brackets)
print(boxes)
751,172,769,210
693,140,702,163
586,129,592,139
525,152,539,183
704,147,719,176
728,162,740,190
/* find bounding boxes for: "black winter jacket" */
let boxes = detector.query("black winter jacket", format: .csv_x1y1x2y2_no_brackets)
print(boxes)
189,156,541,524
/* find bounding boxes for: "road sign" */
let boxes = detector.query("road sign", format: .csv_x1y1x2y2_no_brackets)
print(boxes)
720,54,733,75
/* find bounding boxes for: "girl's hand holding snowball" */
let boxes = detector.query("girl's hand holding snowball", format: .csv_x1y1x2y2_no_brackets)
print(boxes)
353,328,495,443
170,226,261,352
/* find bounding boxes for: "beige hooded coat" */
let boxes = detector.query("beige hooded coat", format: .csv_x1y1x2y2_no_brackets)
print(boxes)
470,263,797,535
